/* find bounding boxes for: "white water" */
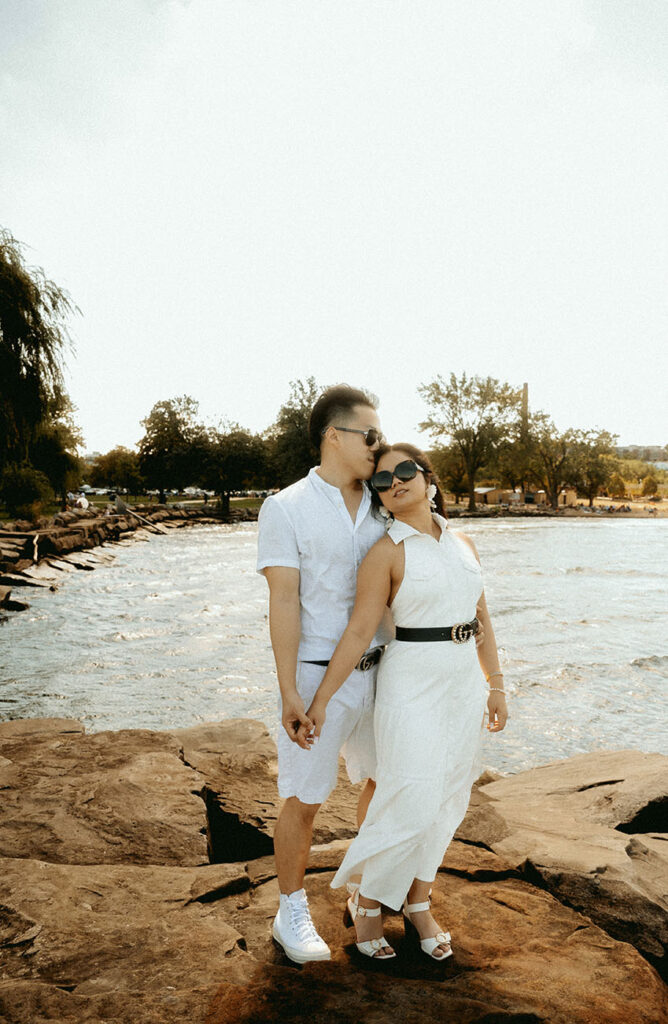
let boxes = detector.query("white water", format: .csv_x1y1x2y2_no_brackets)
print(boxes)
2,519,666,773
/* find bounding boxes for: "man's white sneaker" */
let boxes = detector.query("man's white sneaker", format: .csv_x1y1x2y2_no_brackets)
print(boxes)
272,888,331,964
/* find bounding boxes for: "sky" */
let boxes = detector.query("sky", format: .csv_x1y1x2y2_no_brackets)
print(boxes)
1,0,667,455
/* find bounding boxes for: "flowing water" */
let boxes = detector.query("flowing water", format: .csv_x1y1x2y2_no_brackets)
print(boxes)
2,519,666,774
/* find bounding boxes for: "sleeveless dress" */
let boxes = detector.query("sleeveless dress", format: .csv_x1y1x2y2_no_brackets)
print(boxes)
330,513,488,910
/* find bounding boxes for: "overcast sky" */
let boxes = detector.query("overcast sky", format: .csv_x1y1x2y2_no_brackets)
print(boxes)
1,0,667,454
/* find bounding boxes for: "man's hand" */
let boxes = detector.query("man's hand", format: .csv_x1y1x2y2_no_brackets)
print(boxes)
281,692,313,749
305,697,327,740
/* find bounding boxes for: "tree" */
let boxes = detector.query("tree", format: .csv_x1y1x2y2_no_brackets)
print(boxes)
28,393,83,507
0,463,54,521
138,396,204,491
200,426,267,513
266,377,320,487
418,374,522,511
0,229,79,470
571,429,618,507
641,475,658,497
526,415,578,509
608,472,626,498
429,445,468,504
89,446,143,494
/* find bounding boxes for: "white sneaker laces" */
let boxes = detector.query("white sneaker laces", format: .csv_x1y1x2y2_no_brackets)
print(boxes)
288,899,319,943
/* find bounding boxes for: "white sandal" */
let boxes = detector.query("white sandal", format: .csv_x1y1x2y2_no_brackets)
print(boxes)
403,899,452,961
346,890,396,960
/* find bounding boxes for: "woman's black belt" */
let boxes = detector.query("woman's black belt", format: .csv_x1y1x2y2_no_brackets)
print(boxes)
395,618,479,644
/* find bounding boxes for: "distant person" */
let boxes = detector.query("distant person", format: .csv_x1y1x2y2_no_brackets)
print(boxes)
75,493,89,510
300,443,507,961
159,488,166,504
257,384,391,963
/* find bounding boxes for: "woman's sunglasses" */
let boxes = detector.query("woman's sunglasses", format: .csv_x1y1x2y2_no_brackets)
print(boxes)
370,459,424,493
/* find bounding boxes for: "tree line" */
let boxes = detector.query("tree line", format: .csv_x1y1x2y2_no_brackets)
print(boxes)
1,227,665,519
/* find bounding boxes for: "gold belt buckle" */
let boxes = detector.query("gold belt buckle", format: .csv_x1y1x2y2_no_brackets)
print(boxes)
452,622,473,644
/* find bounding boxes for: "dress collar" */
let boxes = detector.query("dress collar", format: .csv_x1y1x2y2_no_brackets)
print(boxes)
387,512,448,545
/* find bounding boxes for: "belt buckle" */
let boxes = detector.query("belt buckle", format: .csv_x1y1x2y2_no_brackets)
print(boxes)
452,622,473,644
358,650,376,672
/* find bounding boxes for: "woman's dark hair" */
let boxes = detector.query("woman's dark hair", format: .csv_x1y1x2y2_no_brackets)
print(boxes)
370,443,446,518
308,384,378,451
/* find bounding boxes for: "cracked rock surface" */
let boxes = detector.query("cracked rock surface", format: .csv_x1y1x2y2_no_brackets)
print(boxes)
0,718,666,1024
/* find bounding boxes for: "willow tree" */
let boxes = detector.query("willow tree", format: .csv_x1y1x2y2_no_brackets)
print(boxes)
0,229,78,471
419,374,521,511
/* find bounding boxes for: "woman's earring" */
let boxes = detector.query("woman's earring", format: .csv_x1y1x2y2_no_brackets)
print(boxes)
426,483,437,510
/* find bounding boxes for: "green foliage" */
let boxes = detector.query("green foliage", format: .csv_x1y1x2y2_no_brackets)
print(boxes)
570,429,618,507
608,472,626,497
418,373,522,511
525,414,579,509
641,474,658,497
89,446,143,493
0,228,79,471
200,426,267,512
0,462,55,519
429,445,468,503
138,396,206,490
266,377,320,487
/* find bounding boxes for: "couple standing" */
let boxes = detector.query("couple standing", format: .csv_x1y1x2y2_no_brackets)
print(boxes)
256,384,507,963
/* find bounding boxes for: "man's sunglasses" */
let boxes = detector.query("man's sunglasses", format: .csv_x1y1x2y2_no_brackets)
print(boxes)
370,459,424,492
324,425,386,447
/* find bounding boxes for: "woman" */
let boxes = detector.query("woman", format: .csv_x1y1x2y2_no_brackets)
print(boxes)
301,443,508,961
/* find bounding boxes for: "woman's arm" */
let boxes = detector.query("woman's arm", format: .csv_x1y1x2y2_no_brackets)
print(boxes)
460,534,508,733
305,539,394,739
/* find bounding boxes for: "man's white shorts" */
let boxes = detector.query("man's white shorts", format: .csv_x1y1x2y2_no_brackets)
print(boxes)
277,660,378,805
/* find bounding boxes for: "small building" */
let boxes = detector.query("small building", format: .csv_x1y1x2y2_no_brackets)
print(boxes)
558,488,578,507
474,487,507,504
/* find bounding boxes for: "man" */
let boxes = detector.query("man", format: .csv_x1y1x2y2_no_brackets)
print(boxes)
256,383,391,963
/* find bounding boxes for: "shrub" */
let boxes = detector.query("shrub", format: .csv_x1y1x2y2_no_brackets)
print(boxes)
0,463,55,520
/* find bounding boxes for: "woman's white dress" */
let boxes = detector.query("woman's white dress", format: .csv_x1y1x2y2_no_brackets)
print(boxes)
330,513,488,910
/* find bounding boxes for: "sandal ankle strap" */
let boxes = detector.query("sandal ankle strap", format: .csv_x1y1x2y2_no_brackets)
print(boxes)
405,900,431,914
356,903,381,917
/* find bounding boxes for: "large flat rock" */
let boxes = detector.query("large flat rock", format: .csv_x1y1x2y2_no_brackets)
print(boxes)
478,749,668,977
0,721,208,866
173,719,364,858
1,852,665,1024
0,857,251,1024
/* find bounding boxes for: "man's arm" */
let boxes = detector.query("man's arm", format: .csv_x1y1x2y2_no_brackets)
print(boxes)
264,566,313,749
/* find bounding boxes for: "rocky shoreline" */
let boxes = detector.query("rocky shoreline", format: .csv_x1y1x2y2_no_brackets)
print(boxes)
0,504,257,617
0,717,665,1023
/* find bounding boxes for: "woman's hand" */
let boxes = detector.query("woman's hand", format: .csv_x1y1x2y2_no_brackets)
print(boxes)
486,691,508,732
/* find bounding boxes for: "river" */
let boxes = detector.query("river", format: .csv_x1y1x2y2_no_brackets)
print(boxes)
2,519,666,774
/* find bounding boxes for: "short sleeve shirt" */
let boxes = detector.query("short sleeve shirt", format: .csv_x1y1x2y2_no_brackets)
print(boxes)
257,468,391,660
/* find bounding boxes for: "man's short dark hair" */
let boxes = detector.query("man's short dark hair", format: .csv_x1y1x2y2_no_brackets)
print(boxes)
308,384,378,451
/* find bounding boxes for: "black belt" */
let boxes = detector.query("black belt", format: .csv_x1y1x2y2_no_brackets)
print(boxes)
395,618,479,644
303,646,385,672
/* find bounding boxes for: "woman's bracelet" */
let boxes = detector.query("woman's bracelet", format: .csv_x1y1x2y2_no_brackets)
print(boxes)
486,671,504,682
488,687,506,695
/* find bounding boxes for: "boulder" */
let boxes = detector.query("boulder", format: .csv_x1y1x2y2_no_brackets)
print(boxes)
477,749,668,978
2,851,666,1024
0,856,251,1024
173,720,363,861
0,723,209,866
209,867,667,1024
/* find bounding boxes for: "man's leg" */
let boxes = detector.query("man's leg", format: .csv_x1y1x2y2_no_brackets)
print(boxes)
274,796,320,894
